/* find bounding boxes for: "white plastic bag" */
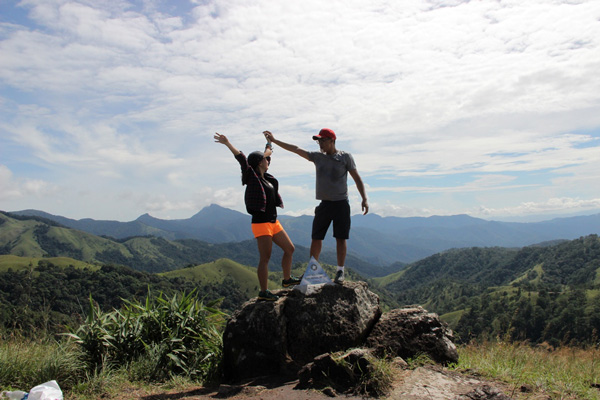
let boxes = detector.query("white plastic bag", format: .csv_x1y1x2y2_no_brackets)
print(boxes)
27,381,63,400
1,391,28,400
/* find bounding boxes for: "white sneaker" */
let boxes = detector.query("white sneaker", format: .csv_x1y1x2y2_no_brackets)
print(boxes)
334,269,345,284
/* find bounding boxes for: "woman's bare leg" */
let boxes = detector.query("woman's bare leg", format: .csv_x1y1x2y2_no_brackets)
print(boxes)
273,229,295,279
255,235,273,291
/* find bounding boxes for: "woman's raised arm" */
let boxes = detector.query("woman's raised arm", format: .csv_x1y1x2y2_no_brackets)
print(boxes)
214,132,240,156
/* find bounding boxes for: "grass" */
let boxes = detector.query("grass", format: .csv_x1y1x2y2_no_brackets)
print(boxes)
1,286,227,398
454,341,600,399
4,321,600,399
161,259,264,296
161,258,307,298
0,332,205,400
371,268,407,288
357,355,395,397
0,335,86,393
0,255,99,272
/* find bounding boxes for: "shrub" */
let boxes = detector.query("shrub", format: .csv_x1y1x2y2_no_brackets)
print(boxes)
65,290,225,384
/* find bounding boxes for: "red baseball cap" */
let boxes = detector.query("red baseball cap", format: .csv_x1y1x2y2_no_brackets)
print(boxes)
312,128,336,140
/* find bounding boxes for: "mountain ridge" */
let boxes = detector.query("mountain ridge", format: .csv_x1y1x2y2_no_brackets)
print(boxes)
8,205,600,265
0,211,389,277
2,209,600,345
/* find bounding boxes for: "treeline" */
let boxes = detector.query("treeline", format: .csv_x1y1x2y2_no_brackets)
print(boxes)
382,235,600,346
457,287,600,346
457,236,600,345
0,261,247,336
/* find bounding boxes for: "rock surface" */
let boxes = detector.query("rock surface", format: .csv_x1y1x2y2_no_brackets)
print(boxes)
222,281,381,381
366,306,459,364
109,365,533,399
387,366,519,400
297,348,376,393
222,281,458,383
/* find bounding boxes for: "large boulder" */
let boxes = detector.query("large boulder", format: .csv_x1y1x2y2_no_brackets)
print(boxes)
222,282,459,382
366,306,459,364
222,281,381,381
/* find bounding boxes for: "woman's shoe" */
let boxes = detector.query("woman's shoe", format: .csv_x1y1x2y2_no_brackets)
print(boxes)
258,290,279,301
282,275,302,287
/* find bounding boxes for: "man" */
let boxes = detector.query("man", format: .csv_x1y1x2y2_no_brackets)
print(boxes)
264,128,368,283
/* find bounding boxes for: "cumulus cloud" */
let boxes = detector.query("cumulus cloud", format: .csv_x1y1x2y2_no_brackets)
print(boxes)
0,164,56,201
1,0,599,219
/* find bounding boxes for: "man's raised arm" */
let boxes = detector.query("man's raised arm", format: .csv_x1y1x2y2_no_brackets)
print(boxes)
263,131,311,161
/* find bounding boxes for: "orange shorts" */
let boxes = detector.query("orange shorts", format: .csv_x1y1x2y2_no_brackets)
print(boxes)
251,220,284,238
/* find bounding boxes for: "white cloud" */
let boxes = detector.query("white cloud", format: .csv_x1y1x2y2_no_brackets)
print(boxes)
1,0,600,220
369,201,444,218
0,164,56,201
473,197,600,218
118,186,247,219
0,165,20,200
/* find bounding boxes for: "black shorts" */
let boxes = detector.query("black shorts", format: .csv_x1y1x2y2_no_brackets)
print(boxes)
311,199,351,240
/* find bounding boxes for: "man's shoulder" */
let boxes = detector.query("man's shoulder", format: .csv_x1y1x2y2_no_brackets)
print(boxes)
307,150,320,161
336,151,354,161
312,150,352,156
311,151,352,161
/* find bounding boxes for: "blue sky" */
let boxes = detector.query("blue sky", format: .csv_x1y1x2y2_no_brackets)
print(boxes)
1,0,600,222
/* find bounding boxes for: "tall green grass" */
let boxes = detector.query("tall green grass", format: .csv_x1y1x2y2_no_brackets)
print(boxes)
0,335,85,392
4,316,600,399
455,341,600,399
1,289,226,399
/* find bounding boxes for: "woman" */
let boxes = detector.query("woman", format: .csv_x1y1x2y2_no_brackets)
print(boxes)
214,132,300,301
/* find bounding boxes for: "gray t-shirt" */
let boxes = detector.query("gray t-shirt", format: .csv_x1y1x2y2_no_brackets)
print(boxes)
308,151,356,201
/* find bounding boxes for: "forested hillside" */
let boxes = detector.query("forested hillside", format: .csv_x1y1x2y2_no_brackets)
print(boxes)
2,210,600,346
0,211,388,277
378,235,600,345
0,210,264,272
0,259,252,334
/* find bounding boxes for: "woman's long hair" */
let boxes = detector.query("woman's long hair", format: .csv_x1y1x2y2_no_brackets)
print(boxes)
242,151,264,185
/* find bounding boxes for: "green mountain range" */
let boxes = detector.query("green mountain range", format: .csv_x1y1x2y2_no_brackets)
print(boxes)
12,205,600,265
0,211,387,277
1,211,599,345
373,235,600,345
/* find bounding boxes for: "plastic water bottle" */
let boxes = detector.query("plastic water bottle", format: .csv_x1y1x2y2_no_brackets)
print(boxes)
1,391,28,400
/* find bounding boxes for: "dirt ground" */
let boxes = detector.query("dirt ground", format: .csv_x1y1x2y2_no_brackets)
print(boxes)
111,365,554,400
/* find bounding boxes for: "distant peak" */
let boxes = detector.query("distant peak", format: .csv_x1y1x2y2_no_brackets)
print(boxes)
192,204,232,216
136,213,158,221
206,204,227,210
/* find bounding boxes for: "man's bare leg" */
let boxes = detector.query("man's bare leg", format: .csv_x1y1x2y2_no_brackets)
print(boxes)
310,239,322,261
